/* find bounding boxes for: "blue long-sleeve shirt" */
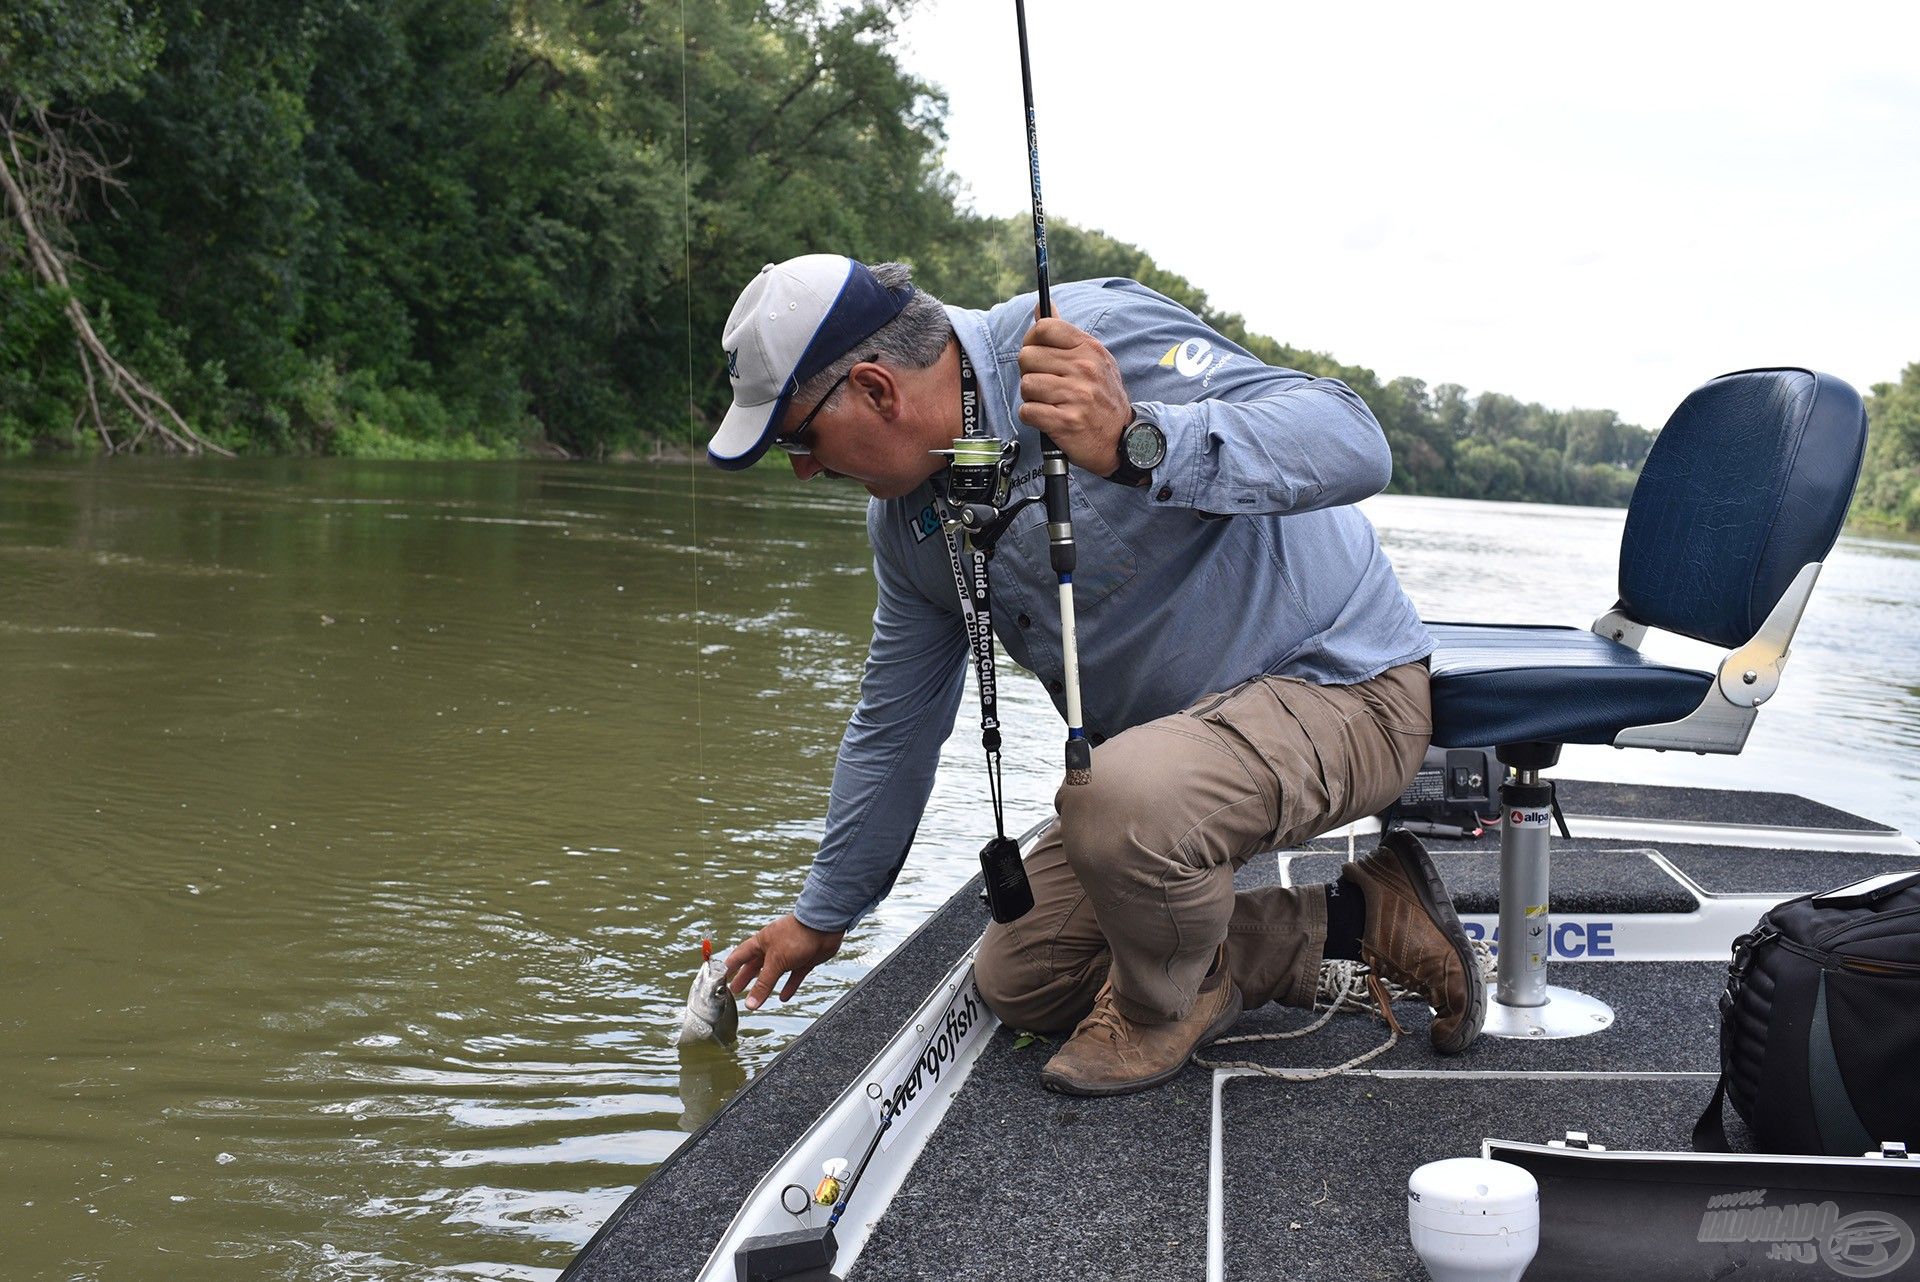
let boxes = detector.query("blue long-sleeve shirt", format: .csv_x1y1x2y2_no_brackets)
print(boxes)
793,279,1431,931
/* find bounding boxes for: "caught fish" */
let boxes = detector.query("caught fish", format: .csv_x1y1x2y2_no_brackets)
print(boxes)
675,938,739,1047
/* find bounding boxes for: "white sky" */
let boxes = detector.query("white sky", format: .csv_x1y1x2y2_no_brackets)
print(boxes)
894,1,1920,432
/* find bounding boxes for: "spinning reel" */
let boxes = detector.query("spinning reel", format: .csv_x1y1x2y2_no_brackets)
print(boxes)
934,436,1038,549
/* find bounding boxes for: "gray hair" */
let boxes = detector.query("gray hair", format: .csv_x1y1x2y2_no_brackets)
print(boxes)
794,262,951,410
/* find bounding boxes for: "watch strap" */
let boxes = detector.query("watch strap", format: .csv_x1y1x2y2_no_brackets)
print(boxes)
1105,452,1153,487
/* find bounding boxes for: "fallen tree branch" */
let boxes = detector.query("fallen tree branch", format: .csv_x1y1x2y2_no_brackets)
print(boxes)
0,96,231,456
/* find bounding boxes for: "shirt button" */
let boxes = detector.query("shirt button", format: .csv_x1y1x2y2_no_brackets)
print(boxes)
1048,679,1063,694
1017,613,1032,629
1156,484,1173,501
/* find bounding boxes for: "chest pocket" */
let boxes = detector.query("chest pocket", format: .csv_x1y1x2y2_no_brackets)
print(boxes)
1001,478,1138,609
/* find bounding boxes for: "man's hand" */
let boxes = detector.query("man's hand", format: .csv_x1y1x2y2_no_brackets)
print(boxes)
724,913,845,1011
1017,316,1133,475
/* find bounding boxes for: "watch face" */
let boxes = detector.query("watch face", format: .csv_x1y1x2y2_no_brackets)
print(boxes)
1125,422,1164,469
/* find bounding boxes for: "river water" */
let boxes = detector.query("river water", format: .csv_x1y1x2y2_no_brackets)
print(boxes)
3,460,1917,1280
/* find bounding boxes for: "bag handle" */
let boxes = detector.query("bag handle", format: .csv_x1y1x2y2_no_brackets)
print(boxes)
1693,1072,1732,1152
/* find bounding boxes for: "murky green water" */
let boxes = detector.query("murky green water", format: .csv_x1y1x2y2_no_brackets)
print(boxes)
3,462,1917,1280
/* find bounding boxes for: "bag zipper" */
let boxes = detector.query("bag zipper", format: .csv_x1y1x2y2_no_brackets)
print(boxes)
1840,957,1920,977
1773,934,1920,977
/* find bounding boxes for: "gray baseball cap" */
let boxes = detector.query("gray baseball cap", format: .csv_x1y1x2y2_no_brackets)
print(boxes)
709,254,915,470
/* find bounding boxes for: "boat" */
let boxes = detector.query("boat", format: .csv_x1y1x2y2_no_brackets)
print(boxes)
561,374,1920,1279
561,785,1919,1281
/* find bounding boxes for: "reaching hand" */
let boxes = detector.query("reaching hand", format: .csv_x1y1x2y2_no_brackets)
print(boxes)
723,913,845,1011
1016,315,1133,475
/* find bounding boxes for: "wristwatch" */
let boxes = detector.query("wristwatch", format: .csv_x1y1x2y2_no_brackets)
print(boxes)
1105,406,1165,487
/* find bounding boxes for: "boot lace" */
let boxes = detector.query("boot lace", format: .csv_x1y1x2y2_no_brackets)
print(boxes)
1074,984,1132,1044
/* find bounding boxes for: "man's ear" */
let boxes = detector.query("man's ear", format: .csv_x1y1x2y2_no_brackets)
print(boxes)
848,362,898,419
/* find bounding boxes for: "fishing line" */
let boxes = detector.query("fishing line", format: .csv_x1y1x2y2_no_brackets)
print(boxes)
679,0,704,792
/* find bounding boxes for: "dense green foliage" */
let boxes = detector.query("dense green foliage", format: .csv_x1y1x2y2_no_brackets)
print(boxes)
0,0,1907,525
1850,364,1920,533
5,0,975,457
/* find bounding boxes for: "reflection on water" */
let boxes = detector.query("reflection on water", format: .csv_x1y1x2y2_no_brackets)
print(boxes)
1,463,1917,1280
676,1044,749,1135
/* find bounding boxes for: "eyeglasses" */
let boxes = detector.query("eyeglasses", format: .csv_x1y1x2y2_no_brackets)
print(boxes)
772,358,871,456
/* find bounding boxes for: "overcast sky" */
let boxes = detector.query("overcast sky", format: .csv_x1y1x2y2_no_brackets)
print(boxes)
894,1,1919,432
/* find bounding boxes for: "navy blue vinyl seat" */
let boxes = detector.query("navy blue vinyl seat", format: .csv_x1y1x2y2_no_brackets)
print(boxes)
1416,368,1867,1038
1427,624,1710,749
1427,368,1868,755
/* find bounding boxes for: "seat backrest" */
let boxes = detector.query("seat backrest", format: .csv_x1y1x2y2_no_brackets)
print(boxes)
1618,368,1867,650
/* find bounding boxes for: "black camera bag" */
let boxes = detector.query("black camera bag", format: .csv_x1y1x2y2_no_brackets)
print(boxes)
1696,869,1920,1155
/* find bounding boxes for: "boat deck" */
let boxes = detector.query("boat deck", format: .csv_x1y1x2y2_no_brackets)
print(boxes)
562,782,1917,1282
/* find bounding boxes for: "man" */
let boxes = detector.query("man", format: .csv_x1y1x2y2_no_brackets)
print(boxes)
712,253,1484,1096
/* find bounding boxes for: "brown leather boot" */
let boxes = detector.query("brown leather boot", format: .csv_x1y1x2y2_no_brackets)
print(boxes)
1039,954,1242,1097
1342,829,1486,1054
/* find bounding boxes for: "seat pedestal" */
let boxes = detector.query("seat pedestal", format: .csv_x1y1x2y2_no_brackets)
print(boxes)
1485,986,1616,1039
1482,753,1616,1040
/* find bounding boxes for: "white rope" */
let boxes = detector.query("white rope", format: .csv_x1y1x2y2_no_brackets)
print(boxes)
1193,940,1496,1081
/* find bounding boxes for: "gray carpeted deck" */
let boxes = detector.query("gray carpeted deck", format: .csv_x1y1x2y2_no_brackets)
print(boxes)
848,962,1728,1280
563,783,1909,1282
1552,779,1894,832
1287,843,1700,914
1220,1076,1729,1282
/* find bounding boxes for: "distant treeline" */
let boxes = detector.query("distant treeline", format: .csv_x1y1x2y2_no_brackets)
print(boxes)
0,2,1911,526
1849,364,1920,534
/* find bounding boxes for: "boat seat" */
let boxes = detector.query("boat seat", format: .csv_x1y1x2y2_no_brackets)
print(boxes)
1404,367,1869,1039
1427,624,1710,750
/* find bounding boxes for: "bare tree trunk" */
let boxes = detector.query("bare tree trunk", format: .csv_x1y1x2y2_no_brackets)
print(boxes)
0,97,231,456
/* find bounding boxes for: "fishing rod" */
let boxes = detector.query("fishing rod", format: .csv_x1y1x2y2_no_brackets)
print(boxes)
927,2,1087,925
1013,0,1091,790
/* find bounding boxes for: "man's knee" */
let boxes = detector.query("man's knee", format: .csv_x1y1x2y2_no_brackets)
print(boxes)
1055,719,1270,880
1055,753,1162,876
972,933,1038,1028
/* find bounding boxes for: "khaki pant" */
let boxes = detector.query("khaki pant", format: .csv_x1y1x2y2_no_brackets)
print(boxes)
974,662,1430,1030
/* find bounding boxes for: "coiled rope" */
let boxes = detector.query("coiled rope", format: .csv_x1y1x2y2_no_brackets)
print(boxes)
1192,941,1497,1081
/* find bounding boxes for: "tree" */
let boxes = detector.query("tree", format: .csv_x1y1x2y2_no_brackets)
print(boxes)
0,0,225,452
1851,363,1920,532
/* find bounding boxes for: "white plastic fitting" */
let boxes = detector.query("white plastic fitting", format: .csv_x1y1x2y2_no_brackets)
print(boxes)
1407,1157,1540,1282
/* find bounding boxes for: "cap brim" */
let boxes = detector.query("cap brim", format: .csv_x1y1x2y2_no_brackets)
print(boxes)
707,388,795,471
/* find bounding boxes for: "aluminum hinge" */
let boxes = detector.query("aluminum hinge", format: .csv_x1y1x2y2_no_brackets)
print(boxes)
1610,562,1823,756
1715,561,1821,709
1589,604,1647,650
